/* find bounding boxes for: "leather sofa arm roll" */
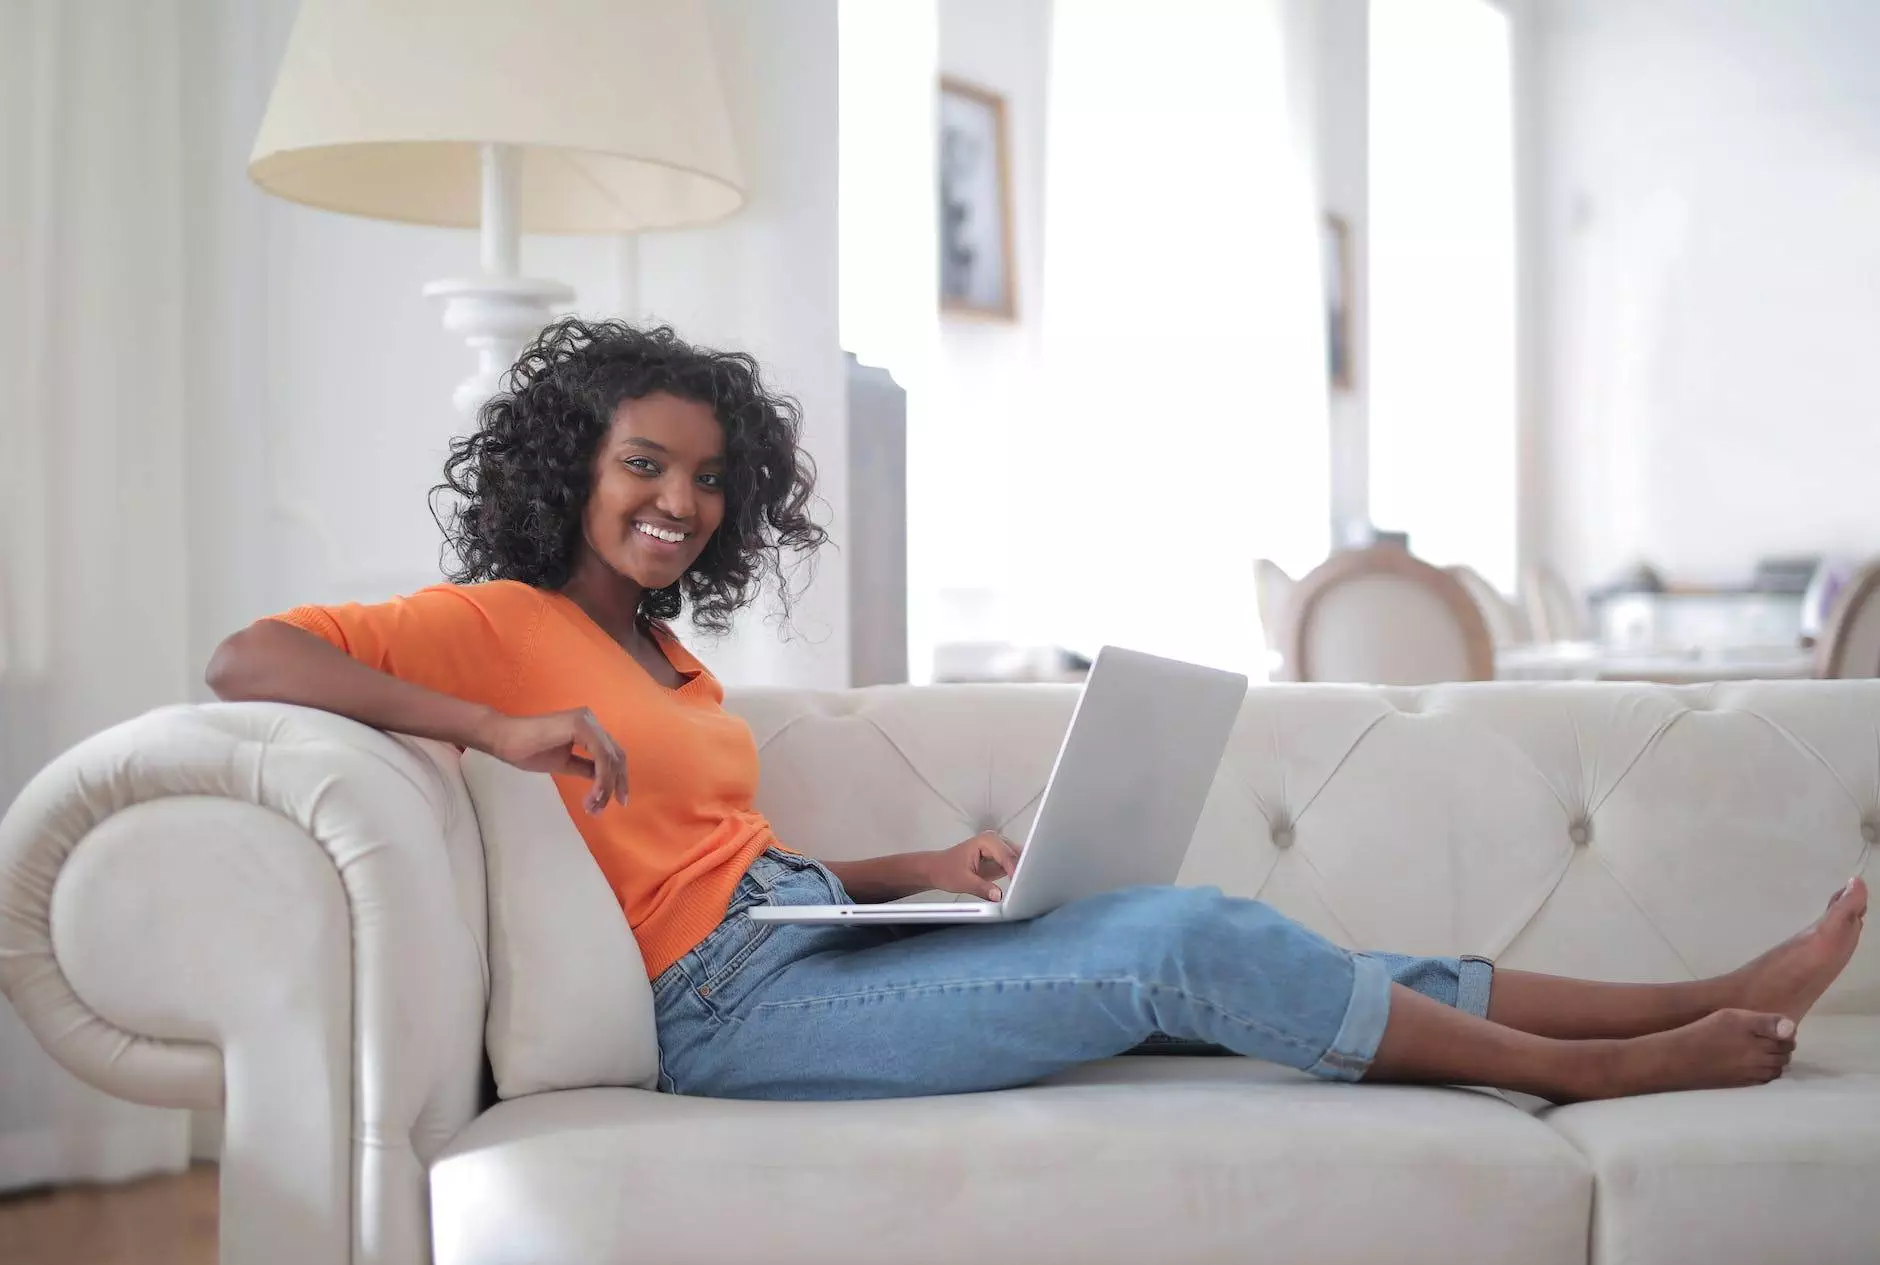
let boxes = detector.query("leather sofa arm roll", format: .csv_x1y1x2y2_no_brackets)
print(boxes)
0,702,490,1265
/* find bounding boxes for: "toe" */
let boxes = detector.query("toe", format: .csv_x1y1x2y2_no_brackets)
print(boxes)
1825,878,1865,923
1756,1014,1797,1041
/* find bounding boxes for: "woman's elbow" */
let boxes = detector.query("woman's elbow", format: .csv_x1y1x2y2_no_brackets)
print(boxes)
204,625,265,700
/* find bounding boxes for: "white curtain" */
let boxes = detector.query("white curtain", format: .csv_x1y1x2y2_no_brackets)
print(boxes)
0,0,194,1189
1032,0,1330,675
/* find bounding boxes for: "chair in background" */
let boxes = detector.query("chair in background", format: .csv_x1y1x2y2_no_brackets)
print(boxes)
1446,564,1531,649
1522,562,1584,643
1254,559,1295,659
1285,547,1494,685
1814,559,1880,678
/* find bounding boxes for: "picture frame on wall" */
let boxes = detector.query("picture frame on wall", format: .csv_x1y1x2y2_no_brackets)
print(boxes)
938,77,1016,320
1322,212,1354,391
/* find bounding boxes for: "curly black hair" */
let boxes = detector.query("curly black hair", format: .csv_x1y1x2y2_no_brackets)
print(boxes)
432,318,827,635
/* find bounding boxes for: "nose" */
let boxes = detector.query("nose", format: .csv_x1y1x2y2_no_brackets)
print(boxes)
655,472,697,522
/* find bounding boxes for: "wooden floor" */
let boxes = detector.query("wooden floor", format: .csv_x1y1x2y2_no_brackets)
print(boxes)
0,1164,216,1265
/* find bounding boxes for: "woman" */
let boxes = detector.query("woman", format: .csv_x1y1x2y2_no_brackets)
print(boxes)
208,318,1866,1102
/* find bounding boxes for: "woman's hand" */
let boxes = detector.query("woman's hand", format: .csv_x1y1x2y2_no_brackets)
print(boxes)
924,830,1021,901
481,707,628,814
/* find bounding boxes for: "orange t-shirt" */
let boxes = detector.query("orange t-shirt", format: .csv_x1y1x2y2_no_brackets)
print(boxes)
270,580,778,978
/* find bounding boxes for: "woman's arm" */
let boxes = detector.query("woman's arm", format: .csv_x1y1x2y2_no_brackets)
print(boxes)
823,831,1019,904
821,853,942,904
206,620,629,812
207,620,504,749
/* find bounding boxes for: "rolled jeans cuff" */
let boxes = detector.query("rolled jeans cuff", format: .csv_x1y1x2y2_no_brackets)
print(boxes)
1307,950,1392,1082
1457,954,1495,1019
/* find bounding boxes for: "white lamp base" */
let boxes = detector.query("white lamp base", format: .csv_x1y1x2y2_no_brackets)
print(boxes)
423,274,574,415
426,143,574,417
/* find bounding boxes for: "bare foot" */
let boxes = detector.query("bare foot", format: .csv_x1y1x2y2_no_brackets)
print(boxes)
1570,1010,1796,1101
1733,876,1868,1022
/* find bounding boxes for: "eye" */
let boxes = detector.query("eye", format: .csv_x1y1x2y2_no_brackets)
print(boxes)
623,456,658,476
697,472,724,490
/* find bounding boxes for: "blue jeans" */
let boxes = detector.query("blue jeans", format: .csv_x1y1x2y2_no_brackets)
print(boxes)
653,849,1494,1100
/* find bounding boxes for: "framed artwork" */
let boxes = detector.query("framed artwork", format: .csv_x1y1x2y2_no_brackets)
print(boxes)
938,77,1016,320
1321,212,1354,391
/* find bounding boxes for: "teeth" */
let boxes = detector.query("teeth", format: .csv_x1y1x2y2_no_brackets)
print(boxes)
635,522,687,544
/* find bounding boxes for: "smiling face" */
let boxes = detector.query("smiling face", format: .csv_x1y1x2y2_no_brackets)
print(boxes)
577,392,727,594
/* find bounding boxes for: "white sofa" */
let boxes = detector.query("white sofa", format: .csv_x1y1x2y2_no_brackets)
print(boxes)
2,681,1878,1265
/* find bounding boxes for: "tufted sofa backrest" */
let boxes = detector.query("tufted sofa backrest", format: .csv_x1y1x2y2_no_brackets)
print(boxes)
727,681,1880,1015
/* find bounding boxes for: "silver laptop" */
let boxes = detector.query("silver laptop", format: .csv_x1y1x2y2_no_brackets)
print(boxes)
748,646,1247,925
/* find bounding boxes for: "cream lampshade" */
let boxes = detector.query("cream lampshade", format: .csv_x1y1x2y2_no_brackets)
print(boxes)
249,0,746,413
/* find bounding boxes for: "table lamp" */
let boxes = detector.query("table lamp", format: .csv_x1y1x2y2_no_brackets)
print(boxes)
249,0,745,414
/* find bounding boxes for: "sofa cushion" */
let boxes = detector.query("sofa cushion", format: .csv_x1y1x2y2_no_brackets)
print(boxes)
460,750,658,1097
1542,1015,1880,1265
430,1058,1591,1265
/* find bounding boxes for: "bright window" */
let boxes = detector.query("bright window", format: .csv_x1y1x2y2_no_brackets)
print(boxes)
1038,0,1329,674
1369,0,1517,590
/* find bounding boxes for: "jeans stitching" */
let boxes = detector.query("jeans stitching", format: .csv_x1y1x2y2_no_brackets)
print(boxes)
680,912,748,969
752,849,821,886
696,918,775,998
749,973,1324,1058
651,961,690,1003
679,862,833,1012
655,1037,677,1093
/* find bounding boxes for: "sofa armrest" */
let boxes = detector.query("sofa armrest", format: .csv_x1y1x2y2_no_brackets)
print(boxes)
0,702,489,1265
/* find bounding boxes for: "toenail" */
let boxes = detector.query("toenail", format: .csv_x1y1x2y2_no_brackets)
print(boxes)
1777,1018,1797,1039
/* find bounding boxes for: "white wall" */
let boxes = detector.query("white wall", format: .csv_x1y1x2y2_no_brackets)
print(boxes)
930,0,1052,645
1534,0,1880,591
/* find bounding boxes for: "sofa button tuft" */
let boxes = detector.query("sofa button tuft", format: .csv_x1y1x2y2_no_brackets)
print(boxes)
1569,822,1590,846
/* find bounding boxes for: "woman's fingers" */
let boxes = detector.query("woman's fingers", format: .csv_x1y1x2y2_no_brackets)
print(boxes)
975,831,1019,876
575,711,629,810
598,728,628,804
562,749,607,812
973,833,1016,900
583,757,609,812
976,850,1004,898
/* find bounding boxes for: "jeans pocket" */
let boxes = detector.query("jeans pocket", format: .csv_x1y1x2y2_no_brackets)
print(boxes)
687,851,840,1016
653,967,713,1093
695,914,775,1004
